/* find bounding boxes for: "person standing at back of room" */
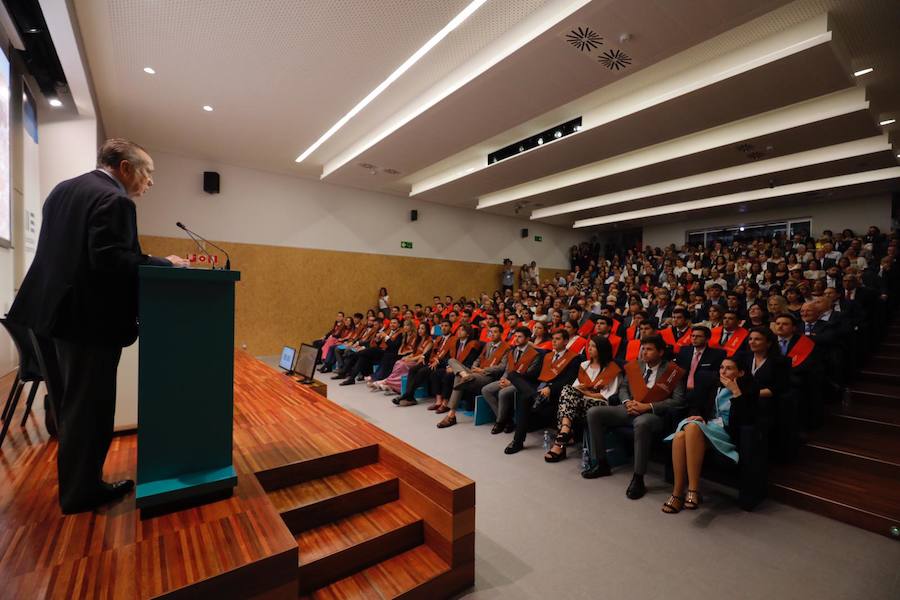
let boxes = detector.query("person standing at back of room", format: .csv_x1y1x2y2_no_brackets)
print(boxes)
8,138,189,514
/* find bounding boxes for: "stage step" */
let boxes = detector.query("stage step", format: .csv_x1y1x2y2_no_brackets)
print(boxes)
832,402,900,426
770,450,900,540
869,354,900,371
857,369,900,385
296,500,424,594
256,444,379,492
848,380,900,406
267,463,400,534
812,417,900,465
301,544,457,600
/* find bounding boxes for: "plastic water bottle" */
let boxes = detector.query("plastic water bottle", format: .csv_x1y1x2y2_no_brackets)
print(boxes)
581,446,591,470
543,430,551,451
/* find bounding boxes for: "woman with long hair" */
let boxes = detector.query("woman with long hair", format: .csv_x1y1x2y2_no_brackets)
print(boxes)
374,322,433,394
532,321,552,350
545,337,621,462
377,287,390,311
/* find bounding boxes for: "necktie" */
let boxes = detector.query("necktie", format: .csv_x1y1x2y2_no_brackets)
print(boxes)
721,331,731,344
687,351,701,389
514,348,521,363
805,322,813,334
779,339,789,355
644,367,652,383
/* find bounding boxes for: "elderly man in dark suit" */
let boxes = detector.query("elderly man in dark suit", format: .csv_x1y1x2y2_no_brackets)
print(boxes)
8,139,188,514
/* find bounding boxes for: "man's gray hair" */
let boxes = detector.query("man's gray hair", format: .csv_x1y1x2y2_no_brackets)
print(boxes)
96,138,149,169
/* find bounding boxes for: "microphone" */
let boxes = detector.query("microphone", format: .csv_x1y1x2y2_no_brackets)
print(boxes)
176,222,232,270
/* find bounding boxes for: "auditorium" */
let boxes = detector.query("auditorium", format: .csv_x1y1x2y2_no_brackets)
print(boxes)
0,0,898,598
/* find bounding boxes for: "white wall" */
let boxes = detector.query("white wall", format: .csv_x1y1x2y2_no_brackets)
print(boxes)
137,150,586,268
37,117,98,202
642,193,893,248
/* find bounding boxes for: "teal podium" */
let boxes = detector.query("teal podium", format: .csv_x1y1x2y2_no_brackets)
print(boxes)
135,266,241,512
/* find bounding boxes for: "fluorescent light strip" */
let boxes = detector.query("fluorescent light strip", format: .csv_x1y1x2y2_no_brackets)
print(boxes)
410,15,832,196
322,0,592,177
478,87,867,209
880,119,896,126
531,135,891,219
573,167,900,228
295,0,489,164
853,67,874,76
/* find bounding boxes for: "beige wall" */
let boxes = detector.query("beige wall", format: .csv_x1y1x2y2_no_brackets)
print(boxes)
141,235,564,356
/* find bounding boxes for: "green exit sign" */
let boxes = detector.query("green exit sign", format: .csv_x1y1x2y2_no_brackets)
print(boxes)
401,241,413,249
534,235,543,242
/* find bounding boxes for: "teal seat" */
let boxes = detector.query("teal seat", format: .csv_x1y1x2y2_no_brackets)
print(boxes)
474,395,495,426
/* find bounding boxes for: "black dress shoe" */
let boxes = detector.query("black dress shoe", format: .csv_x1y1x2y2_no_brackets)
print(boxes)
504,440,524,455
490,422,505,435
62,480,135,514
503,422,515,434
319,367,332,373
331,373,344,380
626,474,646,499
581,461,612,479
392,396,403,405
339,379,354,386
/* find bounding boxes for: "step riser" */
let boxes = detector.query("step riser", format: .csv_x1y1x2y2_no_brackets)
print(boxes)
849,390,900,408
256,445,379,492
297,521,423,594
280,479,399,534
770,485,900,541
799,445,900,480
870,357,900,371
859,372,900,385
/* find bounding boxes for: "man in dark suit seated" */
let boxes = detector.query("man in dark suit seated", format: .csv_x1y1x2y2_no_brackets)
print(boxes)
773,313,824,431
504,329,580,455
8,139,189,514
583,335,685,500
675,325,725,410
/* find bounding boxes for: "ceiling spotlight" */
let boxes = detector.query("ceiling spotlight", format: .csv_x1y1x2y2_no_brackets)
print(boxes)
537,137,544,145
48,98,63,107
518,145,524,152
203,105,214,112
853,67,873,77
739,226,745,232
554,130,562,139
879,118,895,126
573,125,581,132
619,33,632,43
25,27,41,34
143,67,156,74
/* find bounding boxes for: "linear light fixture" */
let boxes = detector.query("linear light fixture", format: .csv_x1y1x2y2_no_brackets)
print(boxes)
531,135,891,219
880,118,896,126
294,0,489,165
573,167,900,228
853,67,873,76
477,87,868,209
410,14,833,197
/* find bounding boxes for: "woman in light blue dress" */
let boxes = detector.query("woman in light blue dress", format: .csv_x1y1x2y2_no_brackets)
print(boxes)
662,357,759,514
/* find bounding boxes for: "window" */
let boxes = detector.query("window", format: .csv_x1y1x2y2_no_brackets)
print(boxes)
687,218,811,247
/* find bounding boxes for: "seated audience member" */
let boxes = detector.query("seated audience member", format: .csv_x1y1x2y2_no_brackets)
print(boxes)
593,315,623,357
394,319,452,406
504,329,581,455
660,307,692,354
374,322,431,394
314,312,346,351
319,313,363,373
531,321,553,350
583,335,685,500
431,324,480,414
367,318,416,388
545,336,621,462
621,320,658,363
745,326,789,414
709,310,749,357
702,303,723,330
741,303,768,329
331,316,383,379
563,319,588,355
675,325,725,408
772,312,823,440
482,327,543,434
340,318,402,386
662,357,759,513
724,291,746,321
318,314,353,368
437,324,509,429
766,294,789,320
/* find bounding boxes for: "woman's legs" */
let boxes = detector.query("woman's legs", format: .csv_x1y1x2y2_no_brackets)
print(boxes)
671,430,687,496
684,423,707,492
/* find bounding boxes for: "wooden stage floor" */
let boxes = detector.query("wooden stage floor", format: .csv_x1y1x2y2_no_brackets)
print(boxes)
0,353,475,599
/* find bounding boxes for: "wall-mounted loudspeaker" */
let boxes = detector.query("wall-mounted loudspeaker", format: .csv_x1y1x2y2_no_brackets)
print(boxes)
521,228,529,238
203,171,220,194
410,209,418,222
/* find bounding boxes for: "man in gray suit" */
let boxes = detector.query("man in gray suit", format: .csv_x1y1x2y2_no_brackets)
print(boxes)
583,335,685,500
481,327,543,434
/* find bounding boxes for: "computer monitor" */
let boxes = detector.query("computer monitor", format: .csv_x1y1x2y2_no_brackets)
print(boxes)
295,344,319,381
278,346,297,373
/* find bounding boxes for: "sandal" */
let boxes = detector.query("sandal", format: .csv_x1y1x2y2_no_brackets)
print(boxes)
662,495,685,514
684,489,702,510
543,432,569,462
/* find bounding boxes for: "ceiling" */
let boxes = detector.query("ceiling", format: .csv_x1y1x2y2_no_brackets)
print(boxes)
69,0,900,231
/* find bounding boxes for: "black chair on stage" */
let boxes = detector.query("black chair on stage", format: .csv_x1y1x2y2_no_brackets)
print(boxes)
27,331,61,439
0,319,44,447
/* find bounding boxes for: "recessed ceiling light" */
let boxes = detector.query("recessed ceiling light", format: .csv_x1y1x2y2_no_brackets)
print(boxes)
143,67,156,74
295,0,489,164
537,137,544,145
48,98,62,107
203,105,214,112
853,67,873,77
25,27,41,34
554,130,562,139
879,118,895,126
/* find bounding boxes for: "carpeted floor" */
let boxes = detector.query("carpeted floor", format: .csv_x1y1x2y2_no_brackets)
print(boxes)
262,357,900,600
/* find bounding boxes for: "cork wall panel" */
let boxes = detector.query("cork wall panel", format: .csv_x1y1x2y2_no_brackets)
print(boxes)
140,235,566,356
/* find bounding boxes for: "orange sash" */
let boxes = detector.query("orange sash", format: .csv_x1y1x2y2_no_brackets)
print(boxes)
379,329,402,350
475,342,510,368
659,327,676,348
576,362,621,392
398,334,416,354
428,335,454,367
535,340,553,351
450,320,462,334
357,326,378,344
787,335,815,368
624,361,685,404
674,328,692,354
625,339,641,362
449,339,480,364
612,318,622,333
538,349,580,382
567,336,587,355
710,327,749,357
479,327,492,343
414,336,433,356
626,325,638,340
506,345,540,374
577,319,594,337
607,334,622,357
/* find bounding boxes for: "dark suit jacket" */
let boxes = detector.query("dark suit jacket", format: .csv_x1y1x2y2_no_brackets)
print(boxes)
747,354,790,401
675,346,726,398
689,375,759,442
9,171,170,347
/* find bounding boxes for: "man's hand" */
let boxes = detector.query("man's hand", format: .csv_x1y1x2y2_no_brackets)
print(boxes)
499,378,510,388
446,366,454,374
166,255,190,268
625,401,651,416
539,387,551,399
471,367,484,374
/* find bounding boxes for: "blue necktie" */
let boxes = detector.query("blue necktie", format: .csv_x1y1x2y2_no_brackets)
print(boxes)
780,339,788,354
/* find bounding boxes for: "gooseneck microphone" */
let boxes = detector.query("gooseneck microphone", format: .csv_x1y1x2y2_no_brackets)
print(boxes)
176,222,232,270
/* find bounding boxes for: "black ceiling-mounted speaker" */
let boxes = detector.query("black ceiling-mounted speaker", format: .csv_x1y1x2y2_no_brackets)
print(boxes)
410,209,418,221
521,228,529,238
203,171,220,194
